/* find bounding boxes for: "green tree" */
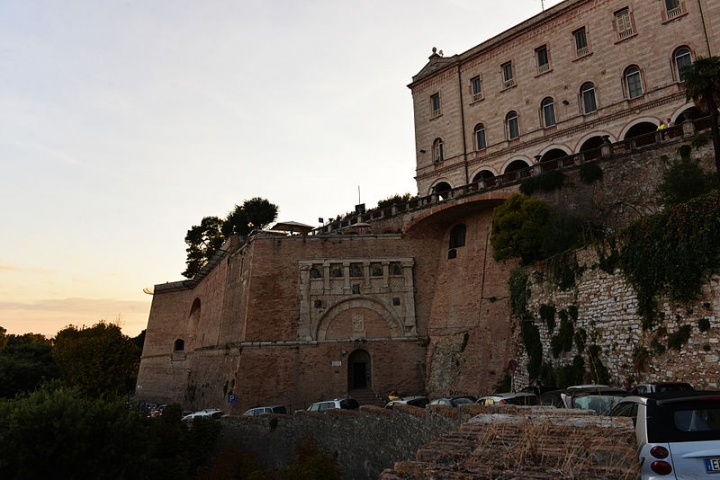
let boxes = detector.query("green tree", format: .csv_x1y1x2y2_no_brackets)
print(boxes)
182,215,225,278
221,197,279,237
184,198,278,278
53,321,140,398
657,146,716,205
377,193,414,210
491,194,552,265
0,386,156,479
681,56,720,181
0,333,59,398
0,326,7,350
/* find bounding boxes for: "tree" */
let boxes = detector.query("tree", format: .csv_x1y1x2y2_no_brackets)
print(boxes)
182,215,225,278
491,194,552,265
657,145,716,205
53,321,140,398
221,197,279,237
184,198,278,278
0,386,157,479
682,56,720,182
0,333,59,398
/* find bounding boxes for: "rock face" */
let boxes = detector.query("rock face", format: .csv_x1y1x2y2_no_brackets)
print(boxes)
381,407,639,480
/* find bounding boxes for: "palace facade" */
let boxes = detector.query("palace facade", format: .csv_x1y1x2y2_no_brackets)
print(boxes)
136,0,719,413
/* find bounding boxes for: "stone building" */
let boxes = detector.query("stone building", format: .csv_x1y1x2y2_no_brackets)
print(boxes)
410,0,719,196
135,0,719,413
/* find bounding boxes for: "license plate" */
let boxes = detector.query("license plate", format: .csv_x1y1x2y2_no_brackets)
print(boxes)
705,458,720,472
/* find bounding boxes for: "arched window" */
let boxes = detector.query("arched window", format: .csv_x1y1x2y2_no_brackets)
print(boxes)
432,138,444,162
541,97,556,127
506,111,519,139
173,339,185,351
474,123,487,150
624,66,643,98
581,82,597,114
449,224,466,249
674,47,692,82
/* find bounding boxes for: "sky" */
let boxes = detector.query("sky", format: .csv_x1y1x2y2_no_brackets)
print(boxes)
0,0,563,338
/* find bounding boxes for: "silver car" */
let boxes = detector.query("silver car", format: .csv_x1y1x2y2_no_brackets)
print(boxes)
610,392,720,479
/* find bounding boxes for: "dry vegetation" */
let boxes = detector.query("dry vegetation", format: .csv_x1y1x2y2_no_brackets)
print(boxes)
381,407,639,480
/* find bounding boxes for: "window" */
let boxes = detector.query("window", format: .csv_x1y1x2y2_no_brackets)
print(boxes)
470,76,482,101
349,263,362,277
615,8,634,39
624,66,643,98
573,27,589,57
675,47,692,82
665,0,682,18
449,224,466,249
541,97,556,127
506,111,519,139
581,82,597,114
432,138,444,162
501,62,514,88
536,45,550,73
173,339,185,351
430,93,441,117
474,123,487,150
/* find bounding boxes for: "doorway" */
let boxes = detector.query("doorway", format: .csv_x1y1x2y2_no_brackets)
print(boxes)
348,349,371,389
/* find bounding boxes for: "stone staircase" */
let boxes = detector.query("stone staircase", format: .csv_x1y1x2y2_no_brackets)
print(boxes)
349,388,386,407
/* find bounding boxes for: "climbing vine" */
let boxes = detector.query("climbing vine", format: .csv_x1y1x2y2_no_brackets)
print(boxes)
618,191,720,329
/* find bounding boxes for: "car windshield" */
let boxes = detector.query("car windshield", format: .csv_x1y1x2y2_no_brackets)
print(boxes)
571,394,626,415
648,397,720,443
453,397,476,406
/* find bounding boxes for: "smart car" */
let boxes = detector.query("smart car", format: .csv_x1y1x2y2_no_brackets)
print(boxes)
610,391,720,479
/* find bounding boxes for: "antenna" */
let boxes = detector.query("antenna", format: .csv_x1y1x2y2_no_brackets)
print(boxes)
541,0,545,10
358,186,361,205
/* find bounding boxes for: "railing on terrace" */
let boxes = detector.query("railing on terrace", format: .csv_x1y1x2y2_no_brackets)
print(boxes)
314,117,706,235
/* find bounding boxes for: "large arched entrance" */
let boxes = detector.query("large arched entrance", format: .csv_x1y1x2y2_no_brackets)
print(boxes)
348,349,371,389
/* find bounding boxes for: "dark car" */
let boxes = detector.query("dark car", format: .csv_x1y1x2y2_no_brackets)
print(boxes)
385,395,429,409
635,382,694,394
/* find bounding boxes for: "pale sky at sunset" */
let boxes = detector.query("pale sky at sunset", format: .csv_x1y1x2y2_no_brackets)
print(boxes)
0,0,562,338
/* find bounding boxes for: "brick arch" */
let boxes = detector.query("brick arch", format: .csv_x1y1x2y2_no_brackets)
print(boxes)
316,297,403,341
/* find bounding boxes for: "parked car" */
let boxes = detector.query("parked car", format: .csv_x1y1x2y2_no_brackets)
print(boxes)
243,405,287,416
429,395,477,407
540,384,625,410
569,391,629,415
385,395,429,409
635,382,694,394
307,397,359,412
610,391,720,479
149,404,166,418
181,408,223,422
477,392,539,406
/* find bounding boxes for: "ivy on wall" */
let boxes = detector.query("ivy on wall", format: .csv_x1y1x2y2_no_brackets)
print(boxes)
619,191,720,329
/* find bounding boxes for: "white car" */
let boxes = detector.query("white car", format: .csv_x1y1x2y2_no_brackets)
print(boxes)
610,392,720,479
243,405,287,416
306,397,359,411
181,408,223,421
477,392,538,406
